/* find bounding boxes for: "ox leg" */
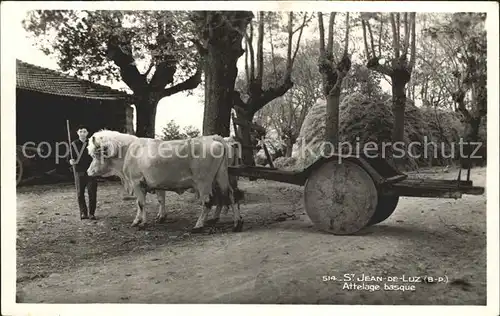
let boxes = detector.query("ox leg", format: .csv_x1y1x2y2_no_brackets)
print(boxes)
155,190,167,223
192,191,213,233
192,205,211,233
230,195,244,233
131,186,147,228
231,204,243,232
205,205,222,226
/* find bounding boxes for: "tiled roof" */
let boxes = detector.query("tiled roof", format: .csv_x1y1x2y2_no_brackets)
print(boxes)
16,59,132,101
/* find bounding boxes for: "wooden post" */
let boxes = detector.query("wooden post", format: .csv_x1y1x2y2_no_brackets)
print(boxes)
261,138,275,168
66,120,80,202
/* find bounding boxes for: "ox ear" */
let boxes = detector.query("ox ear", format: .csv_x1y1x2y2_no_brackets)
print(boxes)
92,136,97,146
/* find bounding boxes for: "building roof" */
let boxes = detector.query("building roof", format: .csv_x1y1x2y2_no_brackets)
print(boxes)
16,59,132,101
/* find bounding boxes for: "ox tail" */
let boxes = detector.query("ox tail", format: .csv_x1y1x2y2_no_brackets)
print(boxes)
211,140,235,208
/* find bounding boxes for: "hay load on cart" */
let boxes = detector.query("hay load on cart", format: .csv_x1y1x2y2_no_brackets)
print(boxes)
228,93,485,236
15,59,133,186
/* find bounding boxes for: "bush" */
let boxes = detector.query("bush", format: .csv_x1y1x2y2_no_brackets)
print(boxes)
158,120,200,141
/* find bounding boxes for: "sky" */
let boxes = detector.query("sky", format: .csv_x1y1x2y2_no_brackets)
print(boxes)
15,10,394,136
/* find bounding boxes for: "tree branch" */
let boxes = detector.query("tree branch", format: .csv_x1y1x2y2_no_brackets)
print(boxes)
318,12,326,57
408,12,417,70
254,79,294,113
361,19,371,59
150,17,178,90
326,13,336,61
367,57,393,77
378,16,383,57
402,13,410,57
390,13,400,58
418,55,455,96
248,23,255,82
343,12,350,56
292,13,313,34
291,13,308,66
286,12,293,76
106,36,147,92
233,91,248,115
150,61,177,90
396,13,401,45
244,38,250,85
268,18,278,82
366,22,376,57
161,65,202,98
256,11,264,88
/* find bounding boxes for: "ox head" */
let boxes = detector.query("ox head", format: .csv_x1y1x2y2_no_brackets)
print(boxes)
87,134,122,177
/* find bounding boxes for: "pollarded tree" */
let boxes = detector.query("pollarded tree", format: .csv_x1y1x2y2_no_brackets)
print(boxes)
424,12,486,142
253,39,323,158
231,11,312,165
412,13,459,110
361,12,417,142
23,10,203,137
317,12,352,148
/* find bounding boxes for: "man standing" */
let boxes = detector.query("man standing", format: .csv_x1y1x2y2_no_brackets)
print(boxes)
69,125,98,220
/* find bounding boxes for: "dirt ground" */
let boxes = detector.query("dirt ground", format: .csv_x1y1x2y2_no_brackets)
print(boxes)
16,166,487,304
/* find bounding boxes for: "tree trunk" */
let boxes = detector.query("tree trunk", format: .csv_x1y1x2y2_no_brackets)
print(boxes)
325,91,341,149
285,142,293,157
202,46,239,137
465,116,481,142
391,80,406,142
236,110,256,166
135,91,160,138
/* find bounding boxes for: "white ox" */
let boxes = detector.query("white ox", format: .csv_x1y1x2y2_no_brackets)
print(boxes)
86,130,243,232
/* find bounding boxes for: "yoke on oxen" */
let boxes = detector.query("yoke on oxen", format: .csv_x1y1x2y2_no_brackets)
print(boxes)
86,130,243,232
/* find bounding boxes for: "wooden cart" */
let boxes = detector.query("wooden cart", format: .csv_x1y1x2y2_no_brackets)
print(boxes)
228,119,485,235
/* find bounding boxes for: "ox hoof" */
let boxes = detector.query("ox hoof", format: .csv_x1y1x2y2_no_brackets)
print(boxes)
232,219,244,232
155,215,167,223
204,218,219,226
131,220,141,227
137,223,147,230
191,227,205,234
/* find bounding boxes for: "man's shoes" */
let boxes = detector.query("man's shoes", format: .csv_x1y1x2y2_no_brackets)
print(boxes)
89,214,97,220
80,213,89,220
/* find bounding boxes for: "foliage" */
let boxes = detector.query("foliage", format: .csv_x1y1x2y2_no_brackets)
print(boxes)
252,38,323,156
231,11,312,165
23,10,198,86
158,120,200,141
341,63,384,100
24,10,204,137
424,12,486,130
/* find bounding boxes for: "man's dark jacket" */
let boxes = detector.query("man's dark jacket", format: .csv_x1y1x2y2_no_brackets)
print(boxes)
70,139,93,172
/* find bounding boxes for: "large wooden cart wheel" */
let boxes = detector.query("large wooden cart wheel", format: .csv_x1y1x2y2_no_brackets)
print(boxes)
304,159,378,235
368,194,400,226
16,155,23,186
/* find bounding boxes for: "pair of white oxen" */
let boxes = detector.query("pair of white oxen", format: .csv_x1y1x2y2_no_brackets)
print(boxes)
86,129,244,233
